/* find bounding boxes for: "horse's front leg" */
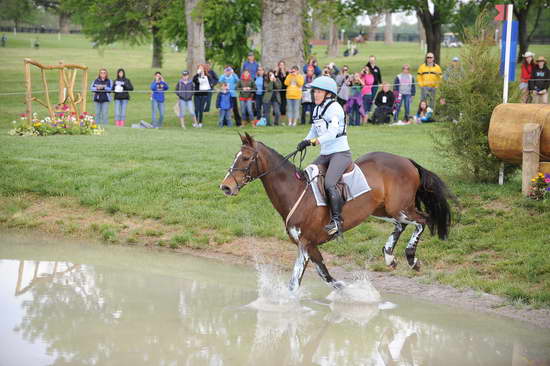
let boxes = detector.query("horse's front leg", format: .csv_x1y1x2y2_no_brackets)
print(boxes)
289,244,310,292
307,245,345,290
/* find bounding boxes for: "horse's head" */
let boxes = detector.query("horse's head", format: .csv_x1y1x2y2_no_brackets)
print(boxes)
220,132,263,196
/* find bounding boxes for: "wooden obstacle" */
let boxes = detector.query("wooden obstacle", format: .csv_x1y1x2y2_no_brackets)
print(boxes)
24,58,88,124
488,104,550,195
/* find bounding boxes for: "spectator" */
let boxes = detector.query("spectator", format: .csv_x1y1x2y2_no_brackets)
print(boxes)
1,34,7,47
443,57,462,81
414,100,434,123
326,62,340,78
521,51,535,103
254,67,266,122
417,52,443,109
303,56,322,77
263,70,282,126
301,65,316,124
219,66,241,126
335,65,351,107
242,51,259,78
345,73,365,126
204,61,218,112
284,65,304,127
393,64,416,122
149,71,169,128
216,82,234,127
112,68,133,127
236,69,256,127
372,83,394,124
276,60,289,116
366,55,382,97
529,56,549,104
192,64,214,127
360,65,375,123
90,68,112,125
175,70,197,129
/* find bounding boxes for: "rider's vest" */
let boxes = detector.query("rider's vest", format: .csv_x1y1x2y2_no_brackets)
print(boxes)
312,100,347,138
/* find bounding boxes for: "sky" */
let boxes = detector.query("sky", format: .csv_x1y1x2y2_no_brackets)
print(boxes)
357,11,418,26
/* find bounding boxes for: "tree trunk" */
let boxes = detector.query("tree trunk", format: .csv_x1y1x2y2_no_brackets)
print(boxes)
327,20,339,57
261,0,305,70
417,9,442,64
151,25,163,68
185,0,205,74
368,14,382,42
311,11,323,40
58,11,70,34
384,11,393,45
417,14,426,44
514,4,531,63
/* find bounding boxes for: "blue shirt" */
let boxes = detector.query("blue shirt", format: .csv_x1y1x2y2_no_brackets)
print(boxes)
242,61,259,78
150,81,169,102
255,76,264,95
219,73,239,98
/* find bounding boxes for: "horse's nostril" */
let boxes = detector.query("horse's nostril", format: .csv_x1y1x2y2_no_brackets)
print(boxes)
220,185,232,196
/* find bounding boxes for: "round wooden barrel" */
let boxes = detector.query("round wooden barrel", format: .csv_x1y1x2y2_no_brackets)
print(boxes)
488,103,550,164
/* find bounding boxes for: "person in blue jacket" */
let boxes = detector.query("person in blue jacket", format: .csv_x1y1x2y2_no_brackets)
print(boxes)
150,71,169,128
219,66,241,126
90,68,112,125
296,76,351,237
216,82,234,127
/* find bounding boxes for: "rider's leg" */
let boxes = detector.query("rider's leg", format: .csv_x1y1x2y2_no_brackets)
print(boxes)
323,151,353,236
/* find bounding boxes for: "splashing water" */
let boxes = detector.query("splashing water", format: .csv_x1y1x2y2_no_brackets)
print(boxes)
327,272,382,304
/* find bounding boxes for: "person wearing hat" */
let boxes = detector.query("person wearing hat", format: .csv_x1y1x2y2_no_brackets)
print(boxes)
175,70,197,129
416,52,443,109
443,57,462,81
529,56,549,104
521,51,536,103
219,66,241,126
296,76,351,237
241,51,259,80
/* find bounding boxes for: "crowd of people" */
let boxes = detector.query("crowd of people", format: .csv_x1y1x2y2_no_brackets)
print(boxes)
89,49,549,128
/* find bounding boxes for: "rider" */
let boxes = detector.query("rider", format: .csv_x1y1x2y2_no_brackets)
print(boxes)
296,76,352,237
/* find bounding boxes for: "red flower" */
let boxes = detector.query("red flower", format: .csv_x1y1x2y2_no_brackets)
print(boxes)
20,113,27,117
79,115,84,119
71,112,76,115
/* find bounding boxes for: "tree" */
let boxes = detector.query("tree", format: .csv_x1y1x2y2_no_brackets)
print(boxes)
65,0,174,68
384,11,393,44
33,0,73,33
0,0,36,29
368,14,383,41
186,0,205,74
512,0,548,62
261,0,306,69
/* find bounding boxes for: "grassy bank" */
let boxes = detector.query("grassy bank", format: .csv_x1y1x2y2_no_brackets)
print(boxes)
0,34,549,307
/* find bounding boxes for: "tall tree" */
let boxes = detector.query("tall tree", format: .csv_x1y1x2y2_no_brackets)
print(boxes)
0,0,36,29
261,0,305,69
33,0,73,33
512,0,548,62
384,11,393,44
368,14,383,41
186,0,205,74
65,0,173,68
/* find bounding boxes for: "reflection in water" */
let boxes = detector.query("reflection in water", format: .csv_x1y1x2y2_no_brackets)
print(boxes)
1,236,550,366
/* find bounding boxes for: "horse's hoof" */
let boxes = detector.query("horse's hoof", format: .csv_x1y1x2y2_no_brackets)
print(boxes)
332,280,346,290
383,248,396,268
409,258,421,272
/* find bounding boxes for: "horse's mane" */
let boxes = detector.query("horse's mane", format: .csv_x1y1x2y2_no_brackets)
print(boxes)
258,142,304,176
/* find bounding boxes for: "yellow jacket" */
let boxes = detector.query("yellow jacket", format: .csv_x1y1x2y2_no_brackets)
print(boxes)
417,63,443,88
284,73,304,100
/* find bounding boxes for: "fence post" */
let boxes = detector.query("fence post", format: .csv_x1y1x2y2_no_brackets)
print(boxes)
24,60,32,125
522,123,542,196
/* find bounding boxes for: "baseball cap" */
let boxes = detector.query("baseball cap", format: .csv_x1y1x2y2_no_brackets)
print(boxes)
247,51,255,56
181,70,189,75
523,51,535,58
452,57,459,62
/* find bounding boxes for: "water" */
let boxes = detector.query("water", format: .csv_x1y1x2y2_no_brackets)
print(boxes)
1,233,550,366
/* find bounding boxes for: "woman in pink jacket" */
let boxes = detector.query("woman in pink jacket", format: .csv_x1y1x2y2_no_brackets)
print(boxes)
360,66,375,124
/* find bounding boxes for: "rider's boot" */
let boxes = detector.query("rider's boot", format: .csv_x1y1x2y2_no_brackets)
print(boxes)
324,186,344,237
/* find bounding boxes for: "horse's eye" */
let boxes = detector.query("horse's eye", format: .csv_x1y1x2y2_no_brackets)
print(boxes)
242,156,250,161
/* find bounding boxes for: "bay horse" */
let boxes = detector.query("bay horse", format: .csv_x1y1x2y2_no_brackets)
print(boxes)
220,133,453,292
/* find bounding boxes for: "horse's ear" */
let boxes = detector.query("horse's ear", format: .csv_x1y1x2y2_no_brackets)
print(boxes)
244,132,256,146
239,132,247,145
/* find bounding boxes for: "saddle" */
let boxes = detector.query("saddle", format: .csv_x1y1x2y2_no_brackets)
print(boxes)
314,162,355,202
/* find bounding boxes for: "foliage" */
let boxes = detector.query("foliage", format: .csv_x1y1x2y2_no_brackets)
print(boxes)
197,0,261,68
436,13,519,182
8,108,103,137
528,173,550,200
0,0,36,27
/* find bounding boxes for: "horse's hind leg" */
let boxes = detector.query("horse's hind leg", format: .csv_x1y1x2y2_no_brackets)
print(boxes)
382,222,407,268
399,211,427,271
307,245,345,289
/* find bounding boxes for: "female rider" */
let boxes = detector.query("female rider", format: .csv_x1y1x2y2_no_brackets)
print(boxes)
296,76,351,237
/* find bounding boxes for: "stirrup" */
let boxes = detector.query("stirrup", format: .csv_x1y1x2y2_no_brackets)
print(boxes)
324,219,342,237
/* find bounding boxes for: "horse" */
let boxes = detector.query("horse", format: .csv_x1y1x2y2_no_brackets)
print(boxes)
220,133,454,292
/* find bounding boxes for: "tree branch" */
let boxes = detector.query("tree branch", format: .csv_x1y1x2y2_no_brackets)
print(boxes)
527,1,543,42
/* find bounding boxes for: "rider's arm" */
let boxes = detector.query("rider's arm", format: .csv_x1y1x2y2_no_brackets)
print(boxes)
304,124,318,140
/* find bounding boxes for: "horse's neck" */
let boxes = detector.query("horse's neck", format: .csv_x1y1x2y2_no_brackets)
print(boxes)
259,148,305,221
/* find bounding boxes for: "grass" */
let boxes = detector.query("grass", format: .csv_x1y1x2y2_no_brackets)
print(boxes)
0,33,549,306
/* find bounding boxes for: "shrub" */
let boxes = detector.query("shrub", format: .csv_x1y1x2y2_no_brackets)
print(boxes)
435,13,519,182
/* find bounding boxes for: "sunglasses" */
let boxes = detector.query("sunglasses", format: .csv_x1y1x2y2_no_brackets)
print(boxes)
427,56,434,59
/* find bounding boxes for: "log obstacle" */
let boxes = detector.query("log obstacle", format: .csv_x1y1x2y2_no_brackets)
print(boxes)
488,104,550,195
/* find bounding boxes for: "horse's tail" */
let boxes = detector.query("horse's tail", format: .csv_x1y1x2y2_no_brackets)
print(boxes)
409,159,455,240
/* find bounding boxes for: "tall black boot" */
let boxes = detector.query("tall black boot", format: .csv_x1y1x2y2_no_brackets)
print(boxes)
324,186,344,236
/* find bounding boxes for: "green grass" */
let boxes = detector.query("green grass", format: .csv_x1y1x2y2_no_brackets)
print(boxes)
0,33,549,306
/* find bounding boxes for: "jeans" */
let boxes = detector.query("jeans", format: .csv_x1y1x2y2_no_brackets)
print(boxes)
204,92,213,112
218,109,232,127
240,99,254,121
351,103,361,126
264,101,280,126
194,94,208,123
300,102,314,124
231,96,241,126
394,94,412,121
421,87,437,109
255,94,264,119
151,100,165,127
114,99,128,121
286,99,300,120
362,94,373,113
94,101,110,125
178,99,195,117
371,86,379,101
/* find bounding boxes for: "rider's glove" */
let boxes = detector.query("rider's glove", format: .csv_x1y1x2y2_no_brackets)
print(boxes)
296,139,311,151
309,138,319,146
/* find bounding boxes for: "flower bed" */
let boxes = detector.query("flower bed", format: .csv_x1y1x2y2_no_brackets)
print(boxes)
9,105,104,137
529,172,550,201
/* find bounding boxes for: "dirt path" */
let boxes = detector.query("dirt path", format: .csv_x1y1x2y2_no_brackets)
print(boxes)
2,194,550,328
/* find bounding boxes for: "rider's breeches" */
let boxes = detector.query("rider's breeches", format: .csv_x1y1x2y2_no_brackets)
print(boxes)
313,150,353,189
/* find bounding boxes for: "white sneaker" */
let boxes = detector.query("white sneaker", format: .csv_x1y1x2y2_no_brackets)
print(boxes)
198,123,203,128
192,123,197,128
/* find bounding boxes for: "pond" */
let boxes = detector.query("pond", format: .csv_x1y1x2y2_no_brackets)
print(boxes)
1,233,549,365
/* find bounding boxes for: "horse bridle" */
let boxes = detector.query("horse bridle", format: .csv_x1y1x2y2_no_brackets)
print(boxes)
226,146,305,190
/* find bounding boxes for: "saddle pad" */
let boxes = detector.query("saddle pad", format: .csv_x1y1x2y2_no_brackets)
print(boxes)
305,164,371,206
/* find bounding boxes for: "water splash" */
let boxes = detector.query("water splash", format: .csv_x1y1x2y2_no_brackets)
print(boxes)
326,272,381,304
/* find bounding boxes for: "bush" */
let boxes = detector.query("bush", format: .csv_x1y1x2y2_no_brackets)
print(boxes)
435,13,519,182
